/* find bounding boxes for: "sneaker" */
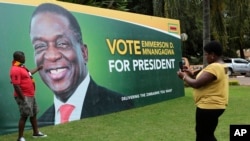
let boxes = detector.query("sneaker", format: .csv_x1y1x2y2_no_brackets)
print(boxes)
33,131,47,138
17,137,26,141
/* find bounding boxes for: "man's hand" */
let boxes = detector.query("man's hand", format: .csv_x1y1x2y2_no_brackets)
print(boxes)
37,65,43,71
13,85,25,100
30,65,43,74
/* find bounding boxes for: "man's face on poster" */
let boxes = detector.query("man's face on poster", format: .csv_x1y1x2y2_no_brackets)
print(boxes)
30,12,86,98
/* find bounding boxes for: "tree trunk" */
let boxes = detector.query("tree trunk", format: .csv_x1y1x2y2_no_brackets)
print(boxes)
203,0,210,66
153,0,164,17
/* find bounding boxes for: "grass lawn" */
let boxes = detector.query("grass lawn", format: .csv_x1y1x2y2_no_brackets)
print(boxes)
0,86,249,141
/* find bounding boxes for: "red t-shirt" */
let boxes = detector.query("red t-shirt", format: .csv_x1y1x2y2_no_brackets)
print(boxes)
10,65,35,97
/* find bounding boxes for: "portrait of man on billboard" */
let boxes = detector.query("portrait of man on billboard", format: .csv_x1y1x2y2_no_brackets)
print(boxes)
29,3,134,126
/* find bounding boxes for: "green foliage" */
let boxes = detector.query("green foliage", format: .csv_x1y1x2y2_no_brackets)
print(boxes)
58,0,131,11
165,0,250,60
226,0,250,58
58,0,250,60
165,0,204,61
126,0,153,15
0,86,249,141
229,80,240,86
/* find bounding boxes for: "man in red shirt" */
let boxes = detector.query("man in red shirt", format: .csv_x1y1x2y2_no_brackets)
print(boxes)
10,51,47,141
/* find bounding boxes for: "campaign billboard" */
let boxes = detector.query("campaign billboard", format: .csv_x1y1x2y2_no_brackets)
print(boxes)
0,0,184,135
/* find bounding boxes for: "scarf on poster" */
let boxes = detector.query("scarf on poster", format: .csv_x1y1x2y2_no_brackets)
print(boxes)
12,60,35,89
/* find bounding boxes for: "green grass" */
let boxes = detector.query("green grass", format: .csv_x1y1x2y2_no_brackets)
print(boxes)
1,86,249,141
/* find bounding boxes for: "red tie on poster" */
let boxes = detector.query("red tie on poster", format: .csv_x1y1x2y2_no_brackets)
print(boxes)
59,104,75,123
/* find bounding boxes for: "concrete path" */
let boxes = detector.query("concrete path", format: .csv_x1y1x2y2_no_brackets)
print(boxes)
229,76,250,86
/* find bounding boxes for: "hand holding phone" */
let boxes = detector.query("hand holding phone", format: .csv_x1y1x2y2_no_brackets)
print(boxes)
179,61,184,72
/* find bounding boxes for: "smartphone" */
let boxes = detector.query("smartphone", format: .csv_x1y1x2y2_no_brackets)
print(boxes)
179,61,184,71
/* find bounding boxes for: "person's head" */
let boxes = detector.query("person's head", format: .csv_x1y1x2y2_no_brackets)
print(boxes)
29,3,88,101
13,51,25,64
204,41,223,64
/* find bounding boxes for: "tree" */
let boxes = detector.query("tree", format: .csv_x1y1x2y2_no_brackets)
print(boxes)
203,0,210,65
164,0,203,64
227,0,249,58
58,0,250,60
127,0,153,15
153,0,164,17
59,0,130,11
210,0,227,54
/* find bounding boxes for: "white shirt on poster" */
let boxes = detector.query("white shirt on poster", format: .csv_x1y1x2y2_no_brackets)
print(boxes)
54,73,90,125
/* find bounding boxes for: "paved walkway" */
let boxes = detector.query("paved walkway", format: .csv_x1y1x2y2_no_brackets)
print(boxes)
229,76,250,86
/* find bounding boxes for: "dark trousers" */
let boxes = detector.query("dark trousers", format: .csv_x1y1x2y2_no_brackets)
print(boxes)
195,107,225,141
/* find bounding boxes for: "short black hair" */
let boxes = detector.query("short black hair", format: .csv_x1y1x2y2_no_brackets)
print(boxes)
13,51,24,60
30,3,83,44
204,41,223,56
